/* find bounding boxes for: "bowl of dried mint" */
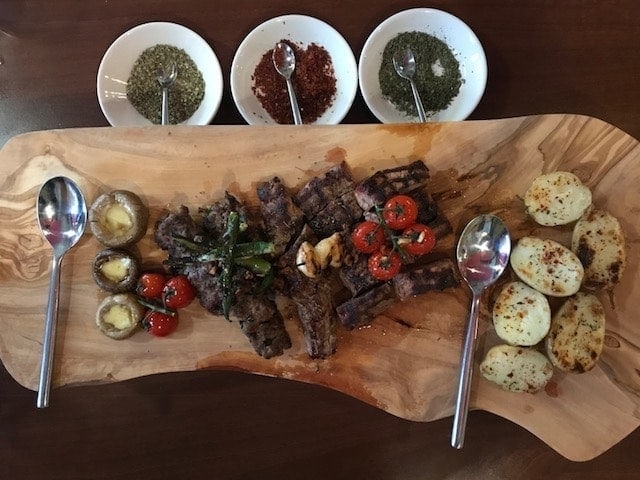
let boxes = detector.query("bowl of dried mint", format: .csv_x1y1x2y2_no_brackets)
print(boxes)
358,8,487,123
97,22,224,126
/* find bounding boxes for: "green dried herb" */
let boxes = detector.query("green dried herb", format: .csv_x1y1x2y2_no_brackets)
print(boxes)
126,44,205,125
379,31,462,117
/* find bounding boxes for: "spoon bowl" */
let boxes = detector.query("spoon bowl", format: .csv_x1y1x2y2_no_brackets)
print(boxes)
392,47,428,122
36,176,87,408
272,42,302,125
156,63,178,125
451,214,511,448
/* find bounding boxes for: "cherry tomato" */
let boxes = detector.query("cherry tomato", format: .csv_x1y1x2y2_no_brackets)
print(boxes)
400,224,436,256
382,195,419,230
136,273,167,300
141,310,179,337
162,275,197,309
368,248,402,281
351,221,386,253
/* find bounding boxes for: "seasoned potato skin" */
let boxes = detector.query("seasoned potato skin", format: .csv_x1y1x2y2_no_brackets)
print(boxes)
545,292,605,373
572,207,626,291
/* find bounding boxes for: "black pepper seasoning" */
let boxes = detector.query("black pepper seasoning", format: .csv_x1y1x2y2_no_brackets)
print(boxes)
379,31,462,117
127,44,205,125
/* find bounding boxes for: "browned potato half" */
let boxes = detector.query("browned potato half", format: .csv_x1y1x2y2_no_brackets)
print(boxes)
572,207,626,290
545,292,605,373
524,171,592,226
480,344,553,393
493,281,551,346
510,236,584,297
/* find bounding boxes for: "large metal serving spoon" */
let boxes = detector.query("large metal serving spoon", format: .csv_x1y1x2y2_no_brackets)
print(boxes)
36,176,87,408
451,214,511,449
272,42,302,125
392,48,428,123
156,63,178,125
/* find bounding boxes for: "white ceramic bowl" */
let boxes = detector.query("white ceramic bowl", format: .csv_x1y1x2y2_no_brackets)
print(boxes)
230,14,358,125
97,22,223,126
359,8,487,123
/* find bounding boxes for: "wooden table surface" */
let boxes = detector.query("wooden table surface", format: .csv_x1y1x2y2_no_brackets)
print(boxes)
1,1,639,478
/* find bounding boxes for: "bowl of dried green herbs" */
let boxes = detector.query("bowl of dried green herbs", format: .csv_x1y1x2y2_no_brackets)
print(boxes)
359,8,487,123
97,22,223,126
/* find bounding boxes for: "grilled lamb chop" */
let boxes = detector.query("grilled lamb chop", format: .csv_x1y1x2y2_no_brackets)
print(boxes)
256,176,304,256
294,161,356,219
154,198,291,359
338,229,380,297
393,258,460,300
230,294,291,359
199,192,262,241
154,205,205,259
277,224,337,358
307,190,363,238
336,283,395,329
354,160,430,211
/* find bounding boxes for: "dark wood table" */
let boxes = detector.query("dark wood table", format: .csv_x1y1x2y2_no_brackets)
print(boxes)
1,1,639,478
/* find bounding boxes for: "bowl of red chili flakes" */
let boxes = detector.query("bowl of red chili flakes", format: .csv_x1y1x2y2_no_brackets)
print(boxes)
231,14,358,125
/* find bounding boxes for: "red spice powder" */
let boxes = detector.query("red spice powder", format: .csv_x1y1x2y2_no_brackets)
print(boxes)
251,40,337,124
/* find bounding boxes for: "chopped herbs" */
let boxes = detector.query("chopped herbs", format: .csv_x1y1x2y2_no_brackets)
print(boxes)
126,44,205,125
379,31,462,118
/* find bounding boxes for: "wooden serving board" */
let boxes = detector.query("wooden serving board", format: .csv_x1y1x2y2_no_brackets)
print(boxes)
0,115,639,461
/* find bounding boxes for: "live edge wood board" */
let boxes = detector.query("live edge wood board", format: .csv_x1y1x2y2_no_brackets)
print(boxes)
0,114,638,461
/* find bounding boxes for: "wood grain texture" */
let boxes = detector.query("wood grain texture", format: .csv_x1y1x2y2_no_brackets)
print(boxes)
0,114,638,461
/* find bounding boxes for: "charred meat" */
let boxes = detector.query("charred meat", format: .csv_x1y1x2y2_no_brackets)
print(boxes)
354,160,430,211
393,258,460,300
294,161,356,219
256,176,304,256
277,224,337,358
231,294,291,359
336,283,395,329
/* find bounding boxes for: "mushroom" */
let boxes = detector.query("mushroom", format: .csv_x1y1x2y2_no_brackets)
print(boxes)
92,248,141,293
96,292,145,340
89,190,149,247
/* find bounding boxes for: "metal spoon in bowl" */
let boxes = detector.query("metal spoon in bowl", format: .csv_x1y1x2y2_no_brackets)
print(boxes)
272,42,302,125
392,48,428,122
451,214,511,448
156,63,178,125
36,176,87,408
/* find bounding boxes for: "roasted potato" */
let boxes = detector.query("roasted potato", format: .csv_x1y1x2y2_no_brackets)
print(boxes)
545,292,606,373
510,236,584,297
493,281,551,346
480,344,553,393
572,207,626,290
524,171,592,226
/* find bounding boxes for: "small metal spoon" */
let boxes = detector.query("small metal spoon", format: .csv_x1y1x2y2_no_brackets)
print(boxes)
36,176,87,408
272,42,302,125
392,48,428,122
451,214,511,448
156,63,178,125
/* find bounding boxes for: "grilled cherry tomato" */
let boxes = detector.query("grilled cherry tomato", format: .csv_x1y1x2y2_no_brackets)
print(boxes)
368,248,402,281
162,275,197,309
400,224,436,256
382,195,419,230
351,221,386,254
136,273,167,300
141,310,179,337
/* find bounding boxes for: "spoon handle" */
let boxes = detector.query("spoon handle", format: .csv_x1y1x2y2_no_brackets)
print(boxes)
285,78,302,125
451,290,482,448
36,253,63,408
409,79,428,123
161,87,169,125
